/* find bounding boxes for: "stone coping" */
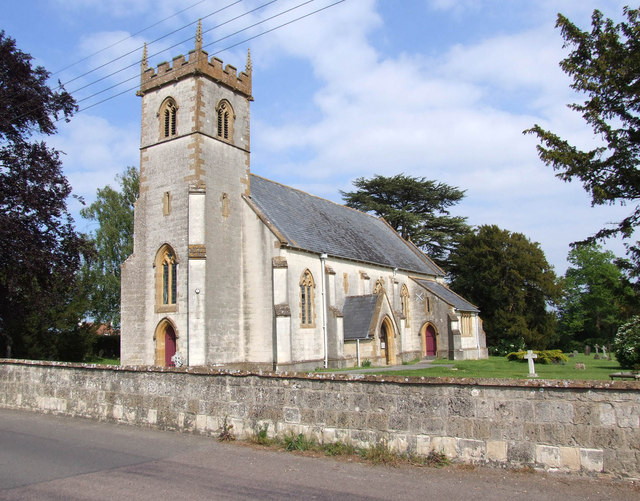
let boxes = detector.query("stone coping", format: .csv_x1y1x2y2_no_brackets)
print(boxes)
2,358,640,391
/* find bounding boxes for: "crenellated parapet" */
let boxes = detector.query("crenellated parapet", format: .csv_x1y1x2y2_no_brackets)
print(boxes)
138,25,252,100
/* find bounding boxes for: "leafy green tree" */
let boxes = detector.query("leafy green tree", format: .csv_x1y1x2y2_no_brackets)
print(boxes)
448,225,561,350
80,166,139,330
525,7,640,243
558,244,638,349
341,174,470,267
0,31,89,359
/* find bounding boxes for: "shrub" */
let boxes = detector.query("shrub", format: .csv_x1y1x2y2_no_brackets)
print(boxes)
506,350,569,365
490,337,525,356
361,359,372,368
613,316,640,370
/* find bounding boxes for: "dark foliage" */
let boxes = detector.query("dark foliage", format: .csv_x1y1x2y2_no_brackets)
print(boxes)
0,31,89,359
525,7,640,265
448,225,561,349
341,174,470,267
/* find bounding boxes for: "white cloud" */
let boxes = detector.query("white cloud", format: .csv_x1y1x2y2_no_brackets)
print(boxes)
49,113,139,228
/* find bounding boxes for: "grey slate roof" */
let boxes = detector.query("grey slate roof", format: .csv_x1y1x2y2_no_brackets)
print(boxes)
249,175,443,276
343,295,379,340
413,279,479,313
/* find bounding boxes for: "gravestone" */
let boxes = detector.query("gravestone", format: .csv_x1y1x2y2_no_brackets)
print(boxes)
585,345,591,356
524,350,538,378
594,344,600,360
601,345,608,360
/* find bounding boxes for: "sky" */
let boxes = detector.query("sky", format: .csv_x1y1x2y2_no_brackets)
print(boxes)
2,0,636,274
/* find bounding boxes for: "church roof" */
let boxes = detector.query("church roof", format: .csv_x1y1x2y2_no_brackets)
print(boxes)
412,278,479,313
343,295,379,340
248,175,444,276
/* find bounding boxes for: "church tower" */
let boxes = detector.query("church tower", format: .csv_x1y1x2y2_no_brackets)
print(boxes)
121,24,253,367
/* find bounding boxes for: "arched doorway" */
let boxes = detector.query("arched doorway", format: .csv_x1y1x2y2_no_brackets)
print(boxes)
423,324,437,356
154,319,177,367
380,317,395,365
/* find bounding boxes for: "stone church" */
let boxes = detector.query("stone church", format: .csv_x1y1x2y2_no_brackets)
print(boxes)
120,27,488,370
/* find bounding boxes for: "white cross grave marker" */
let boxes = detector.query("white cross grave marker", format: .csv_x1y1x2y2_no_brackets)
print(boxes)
524,350,538,377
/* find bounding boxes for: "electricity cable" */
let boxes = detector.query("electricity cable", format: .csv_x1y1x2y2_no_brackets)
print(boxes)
52,0,213,76
78,0,344,113
74,0,317,107
68,0,279,96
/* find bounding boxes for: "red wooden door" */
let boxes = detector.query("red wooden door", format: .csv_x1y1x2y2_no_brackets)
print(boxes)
165,326,176,366
425,325,436,356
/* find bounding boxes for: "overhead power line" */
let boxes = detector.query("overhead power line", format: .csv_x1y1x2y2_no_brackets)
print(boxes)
52,0,213,76
74,0,318,107
61,0,246,89
79,0,345,113
68,0,279,96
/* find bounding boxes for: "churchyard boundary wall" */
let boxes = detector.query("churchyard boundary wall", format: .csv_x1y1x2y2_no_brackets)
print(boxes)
0,359,638,478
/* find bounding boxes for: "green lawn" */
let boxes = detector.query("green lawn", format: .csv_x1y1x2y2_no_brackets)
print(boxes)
337,354,625,381
88,357,120,366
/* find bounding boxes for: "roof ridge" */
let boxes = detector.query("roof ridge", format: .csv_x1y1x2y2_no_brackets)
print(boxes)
411,277,480,311
249,173,388,224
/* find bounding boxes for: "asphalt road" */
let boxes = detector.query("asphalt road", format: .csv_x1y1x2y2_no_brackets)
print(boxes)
0,408,637,500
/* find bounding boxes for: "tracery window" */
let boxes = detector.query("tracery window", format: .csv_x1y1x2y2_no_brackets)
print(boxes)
159,98,178,139
216,100,234,141
401,284,410,327
155,245,178,312
299,269,315,327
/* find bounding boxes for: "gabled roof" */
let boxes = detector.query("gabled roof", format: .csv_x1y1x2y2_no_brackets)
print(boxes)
248,175,443,276
412,278,479,313
343,295,379,340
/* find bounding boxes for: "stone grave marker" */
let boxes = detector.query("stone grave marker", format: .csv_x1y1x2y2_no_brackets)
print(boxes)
524,350,538,378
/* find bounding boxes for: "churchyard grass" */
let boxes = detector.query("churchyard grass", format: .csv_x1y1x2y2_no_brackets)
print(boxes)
378,354,621,380
87,357,120,365
318,354,623,380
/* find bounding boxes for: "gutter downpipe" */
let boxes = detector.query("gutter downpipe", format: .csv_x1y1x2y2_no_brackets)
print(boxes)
357,339,361,367
320,253,328,369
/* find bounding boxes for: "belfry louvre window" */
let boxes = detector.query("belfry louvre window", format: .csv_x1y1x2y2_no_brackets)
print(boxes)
216,100,234,141
300,269,315,327
160,98,177,139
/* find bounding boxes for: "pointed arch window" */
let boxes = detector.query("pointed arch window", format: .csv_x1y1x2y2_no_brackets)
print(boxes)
300,269,315,327
401,284,410,327
216,100,235,142
159,98,178,139
155,245,178,312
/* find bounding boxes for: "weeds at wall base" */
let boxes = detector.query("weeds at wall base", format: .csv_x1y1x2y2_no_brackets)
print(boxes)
217,416,235,442
244,429,448,468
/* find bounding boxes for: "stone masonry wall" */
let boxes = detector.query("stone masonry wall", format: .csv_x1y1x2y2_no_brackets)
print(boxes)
0,360,638,477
